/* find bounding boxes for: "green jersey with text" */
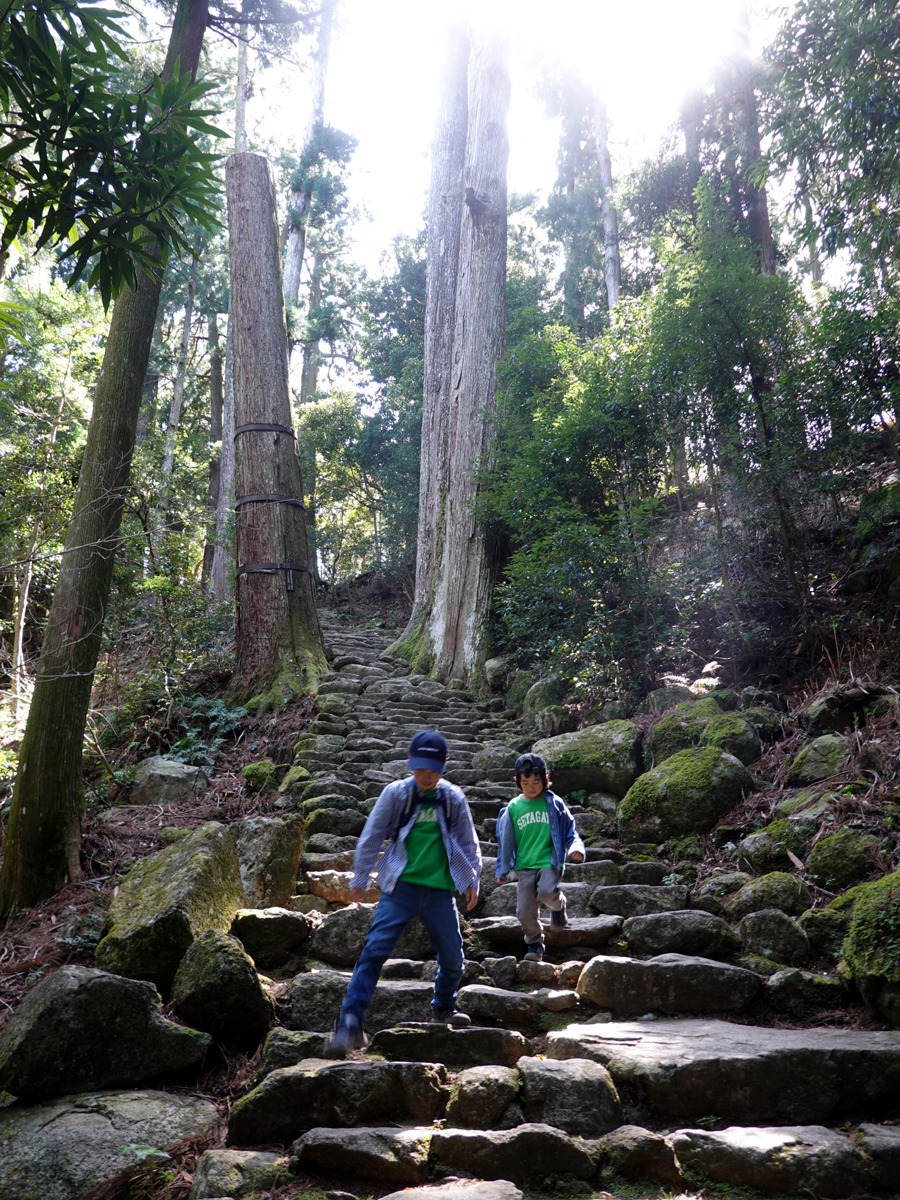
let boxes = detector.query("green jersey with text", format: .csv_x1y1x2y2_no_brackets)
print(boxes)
399,795,455,890
507,793,553,870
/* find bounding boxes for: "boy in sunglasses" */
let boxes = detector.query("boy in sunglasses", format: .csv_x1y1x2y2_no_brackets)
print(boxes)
495,752,585,962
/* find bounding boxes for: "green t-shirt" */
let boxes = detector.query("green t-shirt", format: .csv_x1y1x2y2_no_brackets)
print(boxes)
399,794,455,891
507,793,553,870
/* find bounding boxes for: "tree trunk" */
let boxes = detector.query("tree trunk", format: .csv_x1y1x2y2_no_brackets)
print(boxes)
427,27,509,683
225,152,326,706
733,1,776,276
283,0,335,306
298,250,323,575
136,301,166,444
160,257,199,486
234,0,251,154
201,310,224,587
207,319,235,599
391,22,469,669
0,0,211,923
593,92,622,310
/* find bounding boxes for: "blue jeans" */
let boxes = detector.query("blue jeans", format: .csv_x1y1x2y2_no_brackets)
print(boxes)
340,881,464,1023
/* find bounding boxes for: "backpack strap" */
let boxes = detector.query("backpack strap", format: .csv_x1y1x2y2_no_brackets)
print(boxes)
391,778,419,842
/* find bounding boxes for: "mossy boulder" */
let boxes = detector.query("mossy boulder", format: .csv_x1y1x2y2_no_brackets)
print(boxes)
678,696,724,722
706,688,740,711
841,870,900,1024
699,713,762,766
725,871,811,921
785,735,848,786
505,670,535,713
806,829,876,891
230,814,305,908
316,695,349,718
538,705,576,737
523,675,568,726
172,930,274,1048
0,966,210,1103
736,820,804,875
241,759,284,793
278,764,312,794
617,747,751,842
94,822,246,994
305,806,367,838
742,705,788,743
798,907,851,957
534,721,643,798
764,968,849,1017
638,685,694,714
645,712,699,765
128,755,207,805
738,908,810,967
484,657,511,688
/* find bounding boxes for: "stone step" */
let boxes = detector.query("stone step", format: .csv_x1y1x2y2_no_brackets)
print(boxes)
470,914,623,951
368,1023,532,1068
546,1018,900,1124
576,952,762,1014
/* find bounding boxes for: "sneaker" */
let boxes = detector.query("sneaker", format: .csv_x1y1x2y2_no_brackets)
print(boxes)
523,946,543,962
550,893,568,929
324,1014,367,1058
431,1007,471,1027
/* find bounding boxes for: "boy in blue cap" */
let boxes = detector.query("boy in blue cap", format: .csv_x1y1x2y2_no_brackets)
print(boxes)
326,729,482,1056
496,752,585,962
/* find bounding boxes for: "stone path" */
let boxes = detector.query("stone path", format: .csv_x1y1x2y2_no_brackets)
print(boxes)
3,611,899,1199
206,612,900,1198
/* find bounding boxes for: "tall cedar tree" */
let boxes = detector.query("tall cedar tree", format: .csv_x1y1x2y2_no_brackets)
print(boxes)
0,0,211,921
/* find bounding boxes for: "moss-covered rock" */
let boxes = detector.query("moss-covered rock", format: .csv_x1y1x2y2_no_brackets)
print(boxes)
806,829,876,891
738,908,810,967
305,806,367,838
505,670,535,713
484,657,511,688
699,712,762,766
785,735,848,786
706,688,740,711
190,1149,288,1199
736,820,804,874
764,968,849,1017
230,814,305,908
241,759,286,793
742,705,788,743
725,871,811,921
94,822,246,994
638,685,694,714
316,695,349,718
523,675,568,726
645,712,699,765
678,696,724,722
278,764,311,795
618,747,751,843
798,907,851,957
841,870,900,1024
534,721,643,798
694,871,753,900
172,930,274,1047
538,705,576,737
0,966,210,1102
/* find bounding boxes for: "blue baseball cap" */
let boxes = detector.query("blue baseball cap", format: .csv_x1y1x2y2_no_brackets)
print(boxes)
408,730,449,771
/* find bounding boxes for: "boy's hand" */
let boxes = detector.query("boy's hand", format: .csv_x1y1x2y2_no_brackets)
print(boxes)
497,876,508,885
569,851,584,863
465,885,480,911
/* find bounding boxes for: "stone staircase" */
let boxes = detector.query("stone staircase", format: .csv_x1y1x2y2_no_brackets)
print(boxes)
200,611,900,1198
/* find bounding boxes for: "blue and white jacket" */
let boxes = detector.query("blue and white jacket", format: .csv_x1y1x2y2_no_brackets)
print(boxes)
350,776,482,896
495,789,586,879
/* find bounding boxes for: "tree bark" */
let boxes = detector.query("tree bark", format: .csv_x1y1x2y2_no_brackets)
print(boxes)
0,0,211,923
136,300,166,445
733,1,776,276
298,249,324,576
225,152,326,706
283,0,336,306
593,92,621,310
160,257,199,487
201,310,224,587
207,318,235,599
427,27,509,683
391,22,469,669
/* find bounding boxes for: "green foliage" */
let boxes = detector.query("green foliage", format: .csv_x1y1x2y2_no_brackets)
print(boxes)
166,697,248,766
0,1,225,304
842,870,900,984
764,0,900,280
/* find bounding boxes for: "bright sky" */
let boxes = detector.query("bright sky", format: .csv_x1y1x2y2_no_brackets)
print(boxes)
247,0,778,273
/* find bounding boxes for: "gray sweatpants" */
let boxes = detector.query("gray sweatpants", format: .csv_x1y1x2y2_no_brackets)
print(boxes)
515,866,563,948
